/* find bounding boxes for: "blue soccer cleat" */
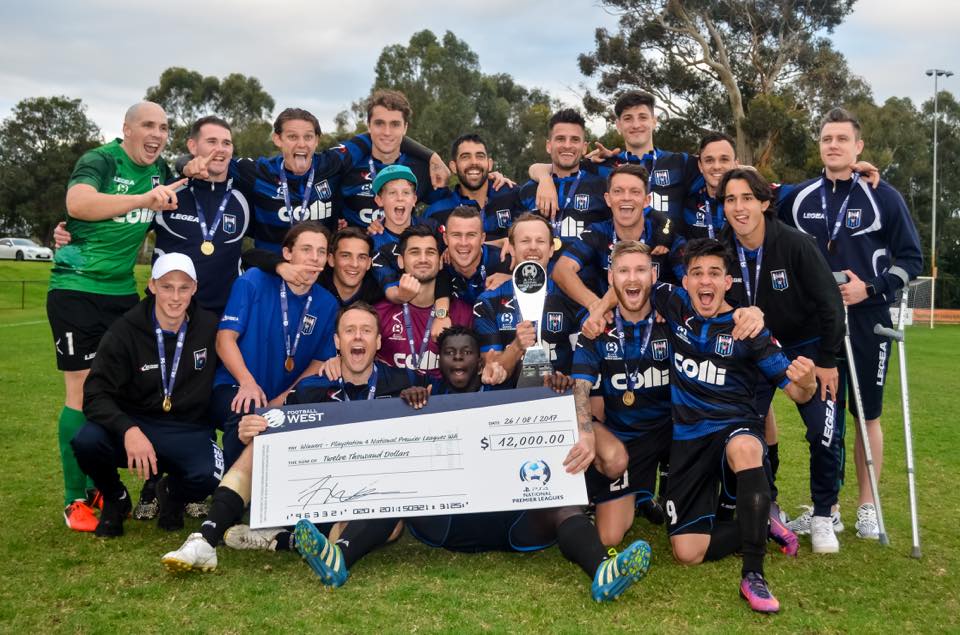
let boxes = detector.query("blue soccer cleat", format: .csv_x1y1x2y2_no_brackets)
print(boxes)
591,539,652,602
294,519,349,587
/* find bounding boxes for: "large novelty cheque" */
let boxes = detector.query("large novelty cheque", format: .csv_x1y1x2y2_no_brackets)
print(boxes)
250,387,588,528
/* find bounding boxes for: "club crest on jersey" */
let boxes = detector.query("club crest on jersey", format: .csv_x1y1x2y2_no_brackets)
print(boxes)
654,170,670,187
771,269,789,291
846,209,862,229
152,175,161,188
316,179,332,199
223,214,237,235
301,315,317,336
546,312,563,333
715,334,734,357
574,194,590,211
652,339,668,361
604,340,621,359
193,348,207,370
496,208,511,228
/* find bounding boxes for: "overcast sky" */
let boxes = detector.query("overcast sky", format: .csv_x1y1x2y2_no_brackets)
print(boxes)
1,0,957,141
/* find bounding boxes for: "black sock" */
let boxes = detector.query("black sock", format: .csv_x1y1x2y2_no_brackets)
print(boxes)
767,443,780,501
200,487,245,548
556,514,609,579
704,521,741,561
736,467,770,577
336,518,397,569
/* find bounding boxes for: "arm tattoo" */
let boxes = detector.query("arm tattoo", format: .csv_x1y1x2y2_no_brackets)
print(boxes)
573,379,594,433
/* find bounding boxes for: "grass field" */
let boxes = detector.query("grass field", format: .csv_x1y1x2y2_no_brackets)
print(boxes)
1,261,958,633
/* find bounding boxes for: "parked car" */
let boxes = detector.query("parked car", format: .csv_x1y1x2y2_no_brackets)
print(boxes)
0,237,53,261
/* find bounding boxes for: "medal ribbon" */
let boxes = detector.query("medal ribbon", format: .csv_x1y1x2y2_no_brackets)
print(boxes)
402,303,436,373
154,316,187,407
279,282,313,367
819,172,861,246
614,307,654,395
191,179,233,243
553,171,583,239
338,365,379,401
278,165,316,225
703,192,715,239
734,237,764,306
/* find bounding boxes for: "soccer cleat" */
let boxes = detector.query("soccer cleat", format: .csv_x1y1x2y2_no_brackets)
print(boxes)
184,501,209,519
162,533,218,573
740,571,780,613
224,525,285,551
133,477,159,520
787,505,843,535
86,489,104,511
156,476,185,532
811,515,840,553
855,503,880,540
768,506,799,557
95,488,132,538
64,500,99,532
590,540,652,602
295,519,348,587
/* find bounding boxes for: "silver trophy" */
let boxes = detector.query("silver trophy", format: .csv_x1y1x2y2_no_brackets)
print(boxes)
513,260,552,387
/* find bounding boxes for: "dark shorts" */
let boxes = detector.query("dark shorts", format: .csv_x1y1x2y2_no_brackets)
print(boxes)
666,424,765,536
586,425,671,505
46,289,138,371
408,510,555,553
843,305,892,420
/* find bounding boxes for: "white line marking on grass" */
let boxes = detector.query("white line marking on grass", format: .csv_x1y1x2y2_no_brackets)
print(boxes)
0,320,46,328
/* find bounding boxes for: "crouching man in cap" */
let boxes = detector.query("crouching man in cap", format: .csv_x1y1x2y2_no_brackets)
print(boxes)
71,253,223,537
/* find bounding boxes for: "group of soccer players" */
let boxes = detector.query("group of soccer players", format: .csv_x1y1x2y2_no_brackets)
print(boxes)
46,87,922,613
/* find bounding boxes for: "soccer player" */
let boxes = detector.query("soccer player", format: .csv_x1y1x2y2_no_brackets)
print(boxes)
513,109,610,250
679,132,737,240
319,227,383,307
375,224,473,378
473,214,580,388
717,168,846,552
48,101,185,531
777,107,923,540
71,253,221,537
658,239,816,613
161,303,414,571
441,206,512,305
421,133,519,240
211,222,338,469
293,326,652,602
181,106,443,250
571,241,672,546
532,91,697,223
338,89,447,228
553,163,682,318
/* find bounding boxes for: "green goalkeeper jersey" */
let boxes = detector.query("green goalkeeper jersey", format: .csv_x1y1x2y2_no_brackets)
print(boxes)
49,139,171,295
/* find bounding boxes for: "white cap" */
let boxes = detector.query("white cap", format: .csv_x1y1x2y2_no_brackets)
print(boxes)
151,252,197,282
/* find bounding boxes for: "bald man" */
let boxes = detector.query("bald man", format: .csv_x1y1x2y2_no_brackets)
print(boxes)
48,101,187,531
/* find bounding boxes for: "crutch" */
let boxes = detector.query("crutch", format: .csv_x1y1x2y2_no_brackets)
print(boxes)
874,287,921,558
834,272,889,546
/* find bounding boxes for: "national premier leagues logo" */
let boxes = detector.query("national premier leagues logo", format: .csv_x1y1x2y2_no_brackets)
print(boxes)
519,460,551,484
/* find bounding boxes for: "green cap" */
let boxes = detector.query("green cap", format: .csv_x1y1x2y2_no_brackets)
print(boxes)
372,163,418,195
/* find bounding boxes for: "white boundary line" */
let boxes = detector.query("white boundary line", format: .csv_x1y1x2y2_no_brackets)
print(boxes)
0,320,46,328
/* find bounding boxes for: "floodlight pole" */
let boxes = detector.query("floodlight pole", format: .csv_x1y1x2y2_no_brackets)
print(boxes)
925,68,953,328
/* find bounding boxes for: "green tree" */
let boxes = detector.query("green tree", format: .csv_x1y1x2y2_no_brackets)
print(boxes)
0,96,101,242
578,0,869,173
145,67,275,157
367,30,559,180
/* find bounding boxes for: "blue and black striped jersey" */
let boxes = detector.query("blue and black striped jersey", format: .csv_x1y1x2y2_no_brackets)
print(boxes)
513,171,610,249
287,361,413,404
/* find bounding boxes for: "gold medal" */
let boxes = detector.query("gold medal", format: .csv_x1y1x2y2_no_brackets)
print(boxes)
200,240,215,256
162,396,172,412
285,356,295,372
553,237,562,251
622,390,635,406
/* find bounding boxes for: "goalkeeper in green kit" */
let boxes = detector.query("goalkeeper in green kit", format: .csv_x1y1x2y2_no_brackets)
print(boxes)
46,101,186,531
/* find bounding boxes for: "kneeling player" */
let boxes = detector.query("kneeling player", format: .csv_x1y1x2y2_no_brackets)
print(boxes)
294,327,652,602
571,241,672,546
161,303,413,571
661,240,816,613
